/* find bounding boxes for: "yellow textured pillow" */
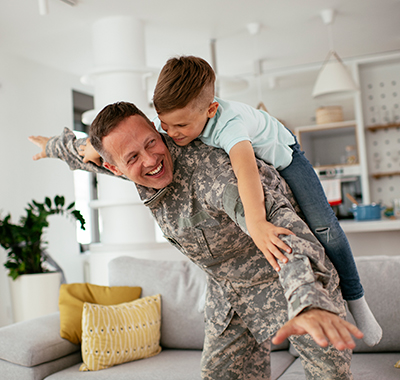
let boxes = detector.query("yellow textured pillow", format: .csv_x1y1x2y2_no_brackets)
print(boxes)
59,283,142,344
80,294,162,372
395,359,400,368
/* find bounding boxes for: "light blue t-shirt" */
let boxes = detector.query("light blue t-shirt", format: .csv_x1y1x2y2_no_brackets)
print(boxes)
154,97,295,170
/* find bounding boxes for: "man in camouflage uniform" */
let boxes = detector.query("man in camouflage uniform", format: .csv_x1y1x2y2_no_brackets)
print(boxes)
30,102,362,380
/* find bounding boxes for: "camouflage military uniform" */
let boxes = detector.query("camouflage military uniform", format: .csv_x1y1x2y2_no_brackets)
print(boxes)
46,128,353,380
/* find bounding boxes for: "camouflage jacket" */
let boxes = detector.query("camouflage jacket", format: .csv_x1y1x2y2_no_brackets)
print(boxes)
47,128,344,343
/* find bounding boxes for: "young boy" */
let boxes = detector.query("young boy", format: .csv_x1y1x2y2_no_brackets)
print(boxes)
151,55,382,347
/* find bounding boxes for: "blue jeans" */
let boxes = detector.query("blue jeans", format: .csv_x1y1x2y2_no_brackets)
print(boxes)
279,137,364,300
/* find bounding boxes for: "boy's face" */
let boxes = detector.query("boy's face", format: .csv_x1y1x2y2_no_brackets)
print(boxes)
102,115,174,189
157,102,218,146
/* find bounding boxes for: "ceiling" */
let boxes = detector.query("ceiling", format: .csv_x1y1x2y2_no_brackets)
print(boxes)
1,0,400,86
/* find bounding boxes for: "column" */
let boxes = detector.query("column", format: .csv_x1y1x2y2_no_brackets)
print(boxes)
81,16,182,285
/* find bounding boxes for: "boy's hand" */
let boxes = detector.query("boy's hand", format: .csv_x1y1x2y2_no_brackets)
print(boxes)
272,308,364,351
247,220,294,272
79,138,102,166
28,135,50,160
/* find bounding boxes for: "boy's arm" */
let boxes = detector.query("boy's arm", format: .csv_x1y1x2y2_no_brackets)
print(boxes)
229,140,294,271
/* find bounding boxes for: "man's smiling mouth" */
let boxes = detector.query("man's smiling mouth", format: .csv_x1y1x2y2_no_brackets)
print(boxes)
147,162,163,176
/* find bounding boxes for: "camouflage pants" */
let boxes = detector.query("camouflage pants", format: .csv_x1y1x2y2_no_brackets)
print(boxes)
201,312,353,380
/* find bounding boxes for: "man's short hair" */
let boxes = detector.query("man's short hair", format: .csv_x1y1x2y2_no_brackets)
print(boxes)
153,55,216,114
90,101,152,164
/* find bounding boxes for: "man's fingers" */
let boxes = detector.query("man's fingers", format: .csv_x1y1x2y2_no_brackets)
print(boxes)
320,318,359,350
32,151,46,161
330,320,355,350
29,135,49,160
273,310,363,351
271,323,294,345
299,318,329,348
338,319,364,342
341,319,364,339
272,320,307,345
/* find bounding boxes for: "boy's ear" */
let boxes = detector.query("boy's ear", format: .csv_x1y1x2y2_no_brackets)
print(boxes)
104,162,124,176
207,101,219,118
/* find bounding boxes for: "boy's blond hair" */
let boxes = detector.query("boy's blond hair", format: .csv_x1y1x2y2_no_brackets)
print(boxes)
153,56,216,114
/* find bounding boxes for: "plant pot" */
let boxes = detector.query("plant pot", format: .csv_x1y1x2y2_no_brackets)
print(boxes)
8,272,62,323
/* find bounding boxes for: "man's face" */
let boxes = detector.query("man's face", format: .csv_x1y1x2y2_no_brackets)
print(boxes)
102,115,174,189
157,101,218,146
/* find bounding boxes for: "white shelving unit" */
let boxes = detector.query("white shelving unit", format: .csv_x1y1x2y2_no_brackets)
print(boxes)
248,51,400,251
291,52,400,210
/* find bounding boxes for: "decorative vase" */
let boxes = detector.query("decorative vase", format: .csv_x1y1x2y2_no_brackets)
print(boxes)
8,272,62,323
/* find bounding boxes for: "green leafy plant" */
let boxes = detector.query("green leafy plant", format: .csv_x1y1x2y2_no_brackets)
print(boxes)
0,195,85,280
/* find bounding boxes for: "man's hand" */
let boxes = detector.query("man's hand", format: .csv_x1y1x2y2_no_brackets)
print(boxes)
272,308,364,351
28,135,49,160
79,138,102,166
247,219,294,272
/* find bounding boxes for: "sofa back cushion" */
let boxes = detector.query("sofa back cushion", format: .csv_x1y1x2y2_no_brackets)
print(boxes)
108,257,207,350
349,255,400,352
59,283,142,345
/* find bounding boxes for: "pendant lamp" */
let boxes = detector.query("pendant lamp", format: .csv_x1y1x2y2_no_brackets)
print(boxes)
312,9,359,98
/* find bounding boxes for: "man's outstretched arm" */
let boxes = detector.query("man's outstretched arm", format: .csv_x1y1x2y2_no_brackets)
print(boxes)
272,308,363,351
29,128,117,178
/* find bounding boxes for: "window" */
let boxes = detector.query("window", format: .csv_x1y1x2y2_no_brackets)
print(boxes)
72,90,99,251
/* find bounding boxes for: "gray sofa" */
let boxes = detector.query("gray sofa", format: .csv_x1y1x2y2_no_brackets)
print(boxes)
0,255,399,380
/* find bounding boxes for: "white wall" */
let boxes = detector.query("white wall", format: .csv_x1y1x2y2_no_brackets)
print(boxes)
223,71,355,131
0,50,91,327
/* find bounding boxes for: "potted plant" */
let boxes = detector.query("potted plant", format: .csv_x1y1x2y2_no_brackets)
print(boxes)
0,195,85,322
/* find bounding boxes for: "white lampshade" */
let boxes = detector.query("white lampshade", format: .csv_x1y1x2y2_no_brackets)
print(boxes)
312,51,359,98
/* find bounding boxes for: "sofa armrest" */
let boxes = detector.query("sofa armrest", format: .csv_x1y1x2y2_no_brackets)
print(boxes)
0,312,80,367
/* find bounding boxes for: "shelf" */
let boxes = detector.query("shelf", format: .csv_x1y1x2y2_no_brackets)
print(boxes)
340,218,400,233
367,123,400,132
371,171,400,179
295,120,359,169
295,120,357,133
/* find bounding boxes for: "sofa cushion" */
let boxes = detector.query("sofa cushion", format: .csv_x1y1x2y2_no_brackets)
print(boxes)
277,353,400,380
348,255,400,352
108,257,207,350
0,312,79,367
59,283,141,344
270,350,296,380
44,350,202,380
0,351,82,380
80,295,161,371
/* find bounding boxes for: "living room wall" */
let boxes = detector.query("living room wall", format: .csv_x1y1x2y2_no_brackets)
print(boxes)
0,50,91,327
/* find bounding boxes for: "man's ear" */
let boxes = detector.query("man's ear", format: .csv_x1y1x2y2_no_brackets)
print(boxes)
103,162,124,176
207,101,219,118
